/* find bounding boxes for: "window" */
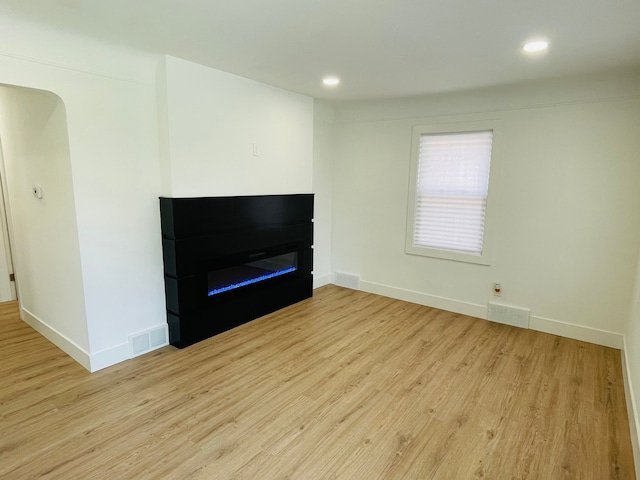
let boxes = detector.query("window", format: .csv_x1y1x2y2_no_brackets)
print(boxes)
406,121,499,265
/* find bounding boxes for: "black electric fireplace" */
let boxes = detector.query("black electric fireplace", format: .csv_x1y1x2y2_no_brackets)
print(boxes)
160,194,314,348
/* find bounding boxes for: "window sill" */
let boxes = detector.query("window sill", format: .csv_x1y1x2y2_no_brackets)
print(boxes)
405,244,492,266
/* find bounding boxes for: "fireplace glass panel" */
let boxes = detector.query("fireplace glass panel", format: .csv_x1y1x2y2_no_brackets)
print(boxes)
207,251,298,297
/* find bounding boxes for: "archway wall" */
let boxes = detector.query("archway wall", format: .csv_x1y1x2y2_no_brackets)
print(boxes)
0,14,166,371
0,86,90,364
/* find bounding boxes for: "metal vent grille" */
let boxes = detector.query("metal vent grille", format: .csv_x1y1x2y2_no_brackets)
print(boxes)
487,302,530,329
334,272,361,290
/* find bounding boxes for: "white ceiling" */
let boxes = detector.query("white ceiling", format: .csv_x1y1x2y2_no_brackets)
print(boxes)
1,0,639,101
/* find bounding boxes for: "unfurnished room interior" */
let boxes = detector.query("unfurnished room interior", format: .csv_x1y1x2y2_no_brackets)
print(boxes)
0,1,639,478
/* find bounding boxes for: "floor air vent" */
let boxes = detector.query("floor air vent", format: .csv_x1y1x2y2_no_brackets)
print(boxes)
487,302,530,329
334,272,361,290
129,326,168,357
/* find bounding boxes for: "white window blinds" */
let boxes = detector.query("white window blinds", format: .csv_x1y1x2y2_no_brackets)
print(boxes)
413,130,493,255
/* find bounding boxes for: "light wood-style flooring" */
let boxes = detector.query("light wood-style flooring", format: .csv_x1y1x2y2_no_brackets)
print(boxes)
0,286,635,479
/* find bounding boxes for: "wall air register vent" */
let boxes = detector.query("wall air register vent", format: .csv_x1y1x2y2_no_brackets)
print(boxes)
160,194,314,348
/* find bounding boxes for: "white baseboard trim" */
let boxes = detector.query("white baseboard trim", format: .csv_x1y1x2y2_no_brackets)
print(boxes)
20,306,167,373
21,307,91,372
359,280,487,319
622,335,640,479
89,342,130,372
529,315,623,349
314,273,333,289
357,280,624,349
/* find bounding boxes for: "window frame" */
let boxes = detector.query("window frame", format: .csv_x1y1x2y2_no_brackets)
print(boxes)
405,120,501,265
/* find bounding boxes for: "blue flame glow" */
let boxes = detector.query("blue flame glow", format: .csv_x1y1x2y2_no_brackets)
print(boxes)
208,266,297,297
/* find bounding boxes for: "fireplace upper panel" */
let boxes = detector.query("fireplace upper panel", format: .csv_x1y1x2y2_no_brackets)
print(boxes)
160,194,314,238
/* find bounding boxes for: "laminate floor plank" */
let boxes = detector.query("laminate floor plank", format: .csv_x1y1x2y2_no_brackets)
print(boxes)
0,286,635,479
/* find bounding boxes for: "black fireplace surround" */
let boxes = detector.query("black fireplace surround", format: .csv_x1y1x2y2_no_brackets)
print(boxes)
160,194,314,348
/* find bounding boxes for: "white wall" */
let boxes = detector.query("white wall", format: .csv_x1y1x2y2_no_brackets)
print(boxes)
0,86,89,357
158,56,313,197
328,71,640,346
66,66,164,370
0,14,166,371
312,101,335,286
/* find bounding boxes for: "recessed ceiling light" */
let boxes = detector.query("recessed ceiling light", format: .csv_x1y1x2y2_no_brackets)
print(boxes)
323,76,340,86
522,40,549,53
